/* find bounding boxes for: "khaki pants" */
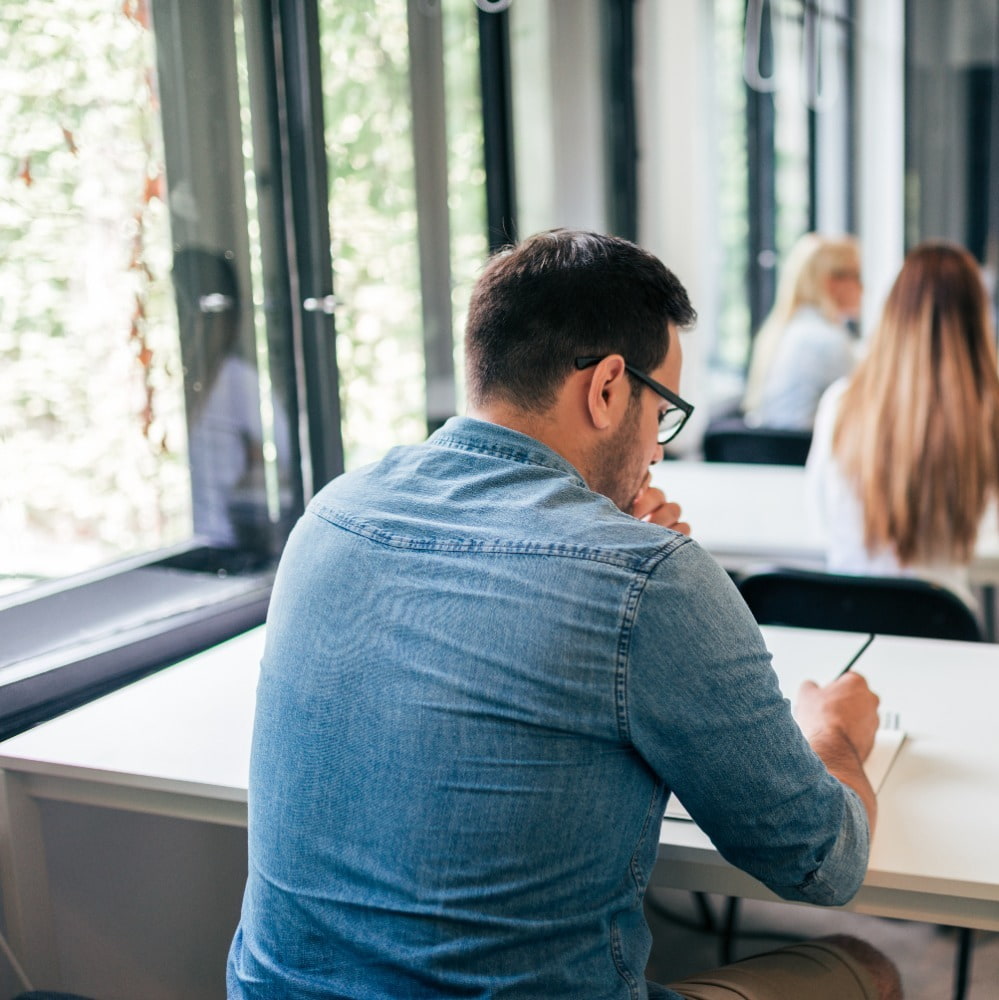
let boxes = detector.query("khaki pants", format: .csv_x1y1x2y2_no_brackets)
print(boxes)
663,940,878,1000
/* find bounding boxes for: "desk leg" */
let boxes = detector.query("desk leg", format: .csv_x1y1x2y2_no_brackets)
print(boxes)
982,585,996,642
0,770,62,989
953,927,973,1000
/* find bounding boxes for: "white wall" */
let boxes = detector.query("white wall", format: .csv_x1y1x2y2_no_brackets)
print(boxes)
635,0,718,453
25,802,246,999
510,0,607,236
856,0,906,334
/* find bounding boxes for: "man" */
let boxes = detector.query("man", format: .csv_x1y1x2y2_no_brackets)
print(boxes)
227,230,901,999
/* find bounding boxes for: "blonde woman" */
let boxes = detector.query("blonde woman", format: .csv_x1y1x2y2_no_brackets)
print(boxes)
806,241,999,609
743,233,863,429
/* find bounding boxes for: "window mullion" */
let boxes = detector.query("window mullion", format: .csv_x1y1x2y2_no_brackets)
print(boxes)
407,0,456,436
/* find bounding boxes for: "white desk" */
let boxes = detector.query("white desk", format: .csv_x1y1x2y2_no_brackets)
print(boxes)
0,627,263,996
657,626,999,931
2,624,998,995
651,459,999,587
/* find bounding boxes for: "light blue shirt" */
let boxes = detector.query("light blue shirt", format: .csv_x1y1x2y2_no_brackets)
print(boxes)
227,417,869,1000
748,306,858,430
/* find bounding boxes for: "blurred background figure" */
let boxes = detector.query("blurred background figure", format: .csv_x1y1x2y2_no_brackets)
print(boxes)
743,233,863,430
806,240,999,610
173,247,289,558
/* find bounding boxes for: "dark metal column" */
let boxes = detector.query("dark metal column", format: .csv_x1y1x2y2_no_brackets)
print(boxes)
477,4,518,251
408,0,456,435
746,84,777,336
746,2,777,338
270,0,344,494
601,0,638,242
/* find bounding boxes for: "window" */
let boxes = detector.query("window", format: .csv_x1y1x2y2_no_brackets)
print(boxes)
14,1,986,735
2,1,185,595
317,0,486,462
0,0,300,734
0,0,485,738
718,0,856,385
905,0,999,287
507,0,611,237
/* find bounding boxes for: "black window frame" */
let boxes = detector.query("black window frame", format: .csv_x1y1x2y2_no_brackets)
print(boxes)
744,0,858,340
0,0,342,741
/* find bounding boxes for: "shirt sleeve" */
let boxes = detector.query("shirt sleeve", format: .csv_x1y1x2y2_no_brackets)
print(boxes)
625,539,869,906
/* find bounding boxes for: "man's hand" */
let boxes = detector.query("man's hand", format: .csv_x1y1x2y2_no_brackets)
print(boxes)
795,672,881,833
795,672,880,763
630,473,691,534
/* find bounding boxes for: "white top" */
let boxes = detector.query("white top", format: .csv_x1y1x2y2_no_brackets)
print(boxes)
747,306,858,430
806,379,978,609
188,356,290,548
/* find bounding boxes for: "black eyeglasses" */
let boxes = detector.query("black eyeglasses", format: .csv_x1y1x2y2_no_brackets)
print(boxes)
575,356,694,445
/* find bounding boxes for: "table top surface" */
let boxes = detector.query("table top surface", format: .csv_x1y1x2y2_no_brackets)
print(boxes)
0,625,868,797
2,622,998,911
650,459,999,580
0,625,265,801
660,625,999,906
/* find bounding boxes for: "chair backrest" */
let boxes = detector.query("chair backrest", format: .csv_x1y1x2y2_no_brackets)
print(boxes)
738,566,983,642
702,417,812,466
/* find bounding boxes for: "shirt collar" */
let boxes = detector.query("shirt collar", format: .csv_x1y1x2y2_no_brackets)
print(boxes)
429,416,586,487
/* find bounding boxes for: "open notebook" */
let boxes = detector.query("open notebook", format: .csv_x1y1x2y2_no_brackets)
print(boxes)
665,723,906,823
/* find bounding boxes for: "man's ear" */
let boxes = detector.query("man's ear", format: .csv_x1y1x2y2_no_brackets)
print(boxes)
585,355,630,432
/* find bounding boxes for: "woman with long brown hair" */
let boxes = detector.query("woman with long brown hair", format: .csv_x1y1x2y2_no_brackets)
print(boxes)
806,240,999,608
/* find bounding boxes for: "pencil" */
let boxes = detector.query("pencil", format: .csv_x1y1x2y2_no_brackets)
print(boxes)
838,632,875,677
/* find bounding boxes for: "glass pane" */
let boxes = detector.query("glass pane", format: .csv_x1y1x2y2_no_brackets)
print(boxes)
159,0,297,566
712,0,852,385
317,0,425,469
316,0,484,467
771,4,810,257
906,1,999,272
1,2,184,596
443,0,489,407
713,0,751,374
507,0,607,236
0,0,293,599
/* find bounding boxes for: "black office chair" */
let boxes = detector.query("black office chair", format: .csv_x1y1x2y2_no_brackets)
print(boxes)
12,993,96,999
702,416,812,466
738,566,983,642
736,564,981,1000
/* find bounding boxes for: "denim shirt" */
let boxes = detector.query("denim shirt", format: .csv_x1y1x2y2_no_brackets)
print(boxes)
227,417,869,1000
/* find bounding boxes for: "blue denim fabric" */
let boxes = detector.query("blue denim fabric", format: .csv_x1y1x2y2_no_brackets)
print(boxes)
227,417,869,1000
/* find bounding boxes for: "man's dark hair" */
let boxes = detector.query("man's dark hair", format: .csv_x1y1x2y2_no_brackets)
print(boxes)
465,229,697,411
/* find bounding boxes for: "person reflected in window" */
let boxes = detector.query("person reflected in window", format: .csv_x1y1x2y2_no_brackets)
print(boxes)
172,247,288,555
806,241,999,611
743,233,863,430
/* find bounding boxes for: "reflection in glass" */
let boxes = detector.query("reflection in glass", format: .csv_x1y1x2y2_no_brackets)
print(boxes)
172,247,290,562
0,0,295,597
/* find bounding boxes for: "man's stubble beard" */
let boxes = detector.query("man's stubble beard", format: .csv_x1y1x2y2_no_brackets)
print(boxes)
587,394,644,513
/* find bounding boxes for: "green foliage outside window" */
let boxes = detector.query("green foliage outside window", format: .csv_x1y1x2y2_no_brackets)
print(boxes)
2,0,487,592
0,1,187,592
318,0,486,468
713,0,751,375
320,0,427,469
